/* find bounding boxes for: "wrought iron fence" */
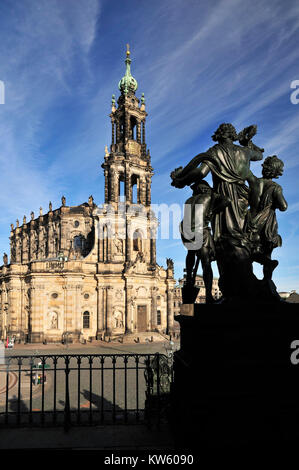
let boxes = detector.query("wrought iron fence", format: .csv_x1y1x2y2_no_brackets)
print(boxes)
0,353,172,430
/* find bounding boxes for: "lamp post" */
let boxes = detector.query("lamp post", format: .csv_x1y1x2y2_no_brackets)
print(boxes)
64,331,71,349
164,340,177,370
2,303,8,341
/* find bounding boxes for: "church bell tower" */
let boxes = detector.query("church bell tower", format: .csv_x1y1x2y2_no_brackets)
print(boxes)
100,45,156,268
0,45,175,343
102,44,152,206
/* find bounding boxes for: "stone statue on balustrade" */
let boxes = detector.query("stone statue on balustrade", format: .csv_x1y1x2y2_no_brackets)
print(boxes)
245,155,287,281
171,123,287,304
180,180,229,304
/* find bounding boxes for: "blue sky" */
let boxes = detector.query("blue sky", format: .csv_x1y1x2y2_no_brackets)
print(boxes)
0,0,298,291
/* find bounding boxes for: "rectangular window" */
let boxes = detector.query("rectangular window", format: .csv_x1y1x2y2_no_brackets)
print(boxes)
119,177,125,202
157,310,161,325
83,311,90,329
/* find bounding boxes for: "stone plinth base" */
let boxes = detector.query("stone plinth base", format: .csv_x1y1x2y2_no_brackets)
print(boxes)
28,332,44,343
171,302,299,457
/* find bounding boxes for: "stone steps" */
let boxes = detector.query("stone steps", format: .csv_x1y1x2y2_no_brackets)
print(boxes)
108,332,170,344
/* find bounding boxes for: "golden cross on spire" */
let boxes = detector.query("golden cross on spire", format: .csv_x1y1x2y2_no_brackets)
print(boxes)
126,43,130,56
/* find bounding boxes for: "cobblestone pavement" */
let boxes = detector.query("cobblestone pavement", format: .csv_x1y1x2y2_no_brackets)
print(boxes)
0,340,179,425
0,365,51,405
0,367,17,395
4,337,180,356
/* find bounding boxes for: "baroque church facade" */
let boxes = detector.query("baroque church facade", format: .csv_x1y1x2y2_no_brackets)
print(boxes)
0,47,175,343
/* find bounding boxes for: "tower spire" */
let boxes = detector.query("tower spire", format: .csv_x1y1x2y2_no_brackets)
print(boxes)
104,45,151,205
118,44,138,95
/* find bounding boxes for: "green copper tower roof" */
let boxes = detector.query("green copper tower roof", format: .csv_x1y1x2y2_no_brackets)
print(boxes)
118,44,138,95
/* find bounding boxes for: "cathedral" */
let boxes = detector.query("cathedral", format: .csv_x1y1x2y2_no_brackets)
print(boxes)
0,47,175,343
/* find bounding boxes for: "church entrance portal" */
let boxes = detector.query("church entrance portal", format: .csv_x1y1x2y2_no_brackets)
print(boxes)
137,305,147,332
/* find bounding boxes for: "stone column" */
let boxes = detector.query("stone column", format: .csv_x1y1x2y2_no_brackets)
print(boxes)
125,283,134,334
29,230,36,261
136,176,140,204
65,283,77,333
137,121,141,143
150,238,156,265
101,287,106,331
126,219,132,263
101,224,109,262
166,286,174,334
29,285,44,343
125,113,130,140
139,177,146,205
8,285,20,335
15,234,21,263
26,287,32,341
107,231,112,262
114,172,119,204
104,169,109,203
111,119,115,145
96,285,104,337
125,165,131,202
142,121,145,144
1,285,7,340
151,286,158,330
63,284,67,334
21,228,29,263
20,281,24,336
75,284,82,337
66,279,78,331
109,169,115,202
28,286,35,342
116,122,120,143
0,283,3,339
98,224,103,262
146,175,151,205
106,286,113,335
9,226,15,263
47,222,54,258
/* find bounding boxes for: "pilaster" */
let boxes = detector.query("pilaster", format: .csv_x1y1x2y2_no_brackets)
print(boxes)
106,286,113,335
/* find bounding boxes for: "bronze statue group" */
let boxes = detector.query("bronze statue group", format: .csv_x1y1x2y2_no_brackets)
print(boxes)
171,123,287,304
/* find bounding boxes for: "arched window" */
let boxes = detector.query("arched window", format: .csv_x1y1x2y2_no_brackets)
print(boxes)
83,311,90,329
133,230,142,252
131,174,139,203
119,174,125,202
130,116,137,140
74,235,85,253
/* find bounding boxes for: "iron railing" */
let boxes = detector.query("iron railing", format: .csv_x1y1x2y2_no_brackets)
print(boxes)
0,353,171,430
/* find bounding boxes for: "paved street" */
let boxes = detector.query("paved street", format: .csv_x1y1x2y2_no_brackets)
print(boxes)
5,338,179,356
0,338,180,426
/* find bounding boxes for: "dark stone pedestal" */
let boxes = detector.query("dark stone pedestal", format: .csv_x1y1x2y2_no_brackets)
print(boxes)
171,302,299,460
182,284,199,304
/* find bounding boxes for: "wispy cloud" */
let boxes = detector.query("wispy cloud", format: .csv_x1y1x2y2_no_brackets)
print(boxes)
0,0,101,222
288,202,299,214
0,0,298,291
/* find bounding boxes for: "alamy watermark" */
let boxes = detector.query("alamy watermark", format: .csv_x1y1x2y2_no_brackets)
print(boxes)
290,80,299,104
94,202,204,250
290,340,299,364
0,80,4,104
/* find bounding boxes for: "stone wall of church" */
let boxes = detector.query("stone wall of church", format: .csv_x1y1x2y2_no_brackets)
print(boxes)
0,195,175,343
0,257,174,342
9,202,95,265
0,49,178,343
